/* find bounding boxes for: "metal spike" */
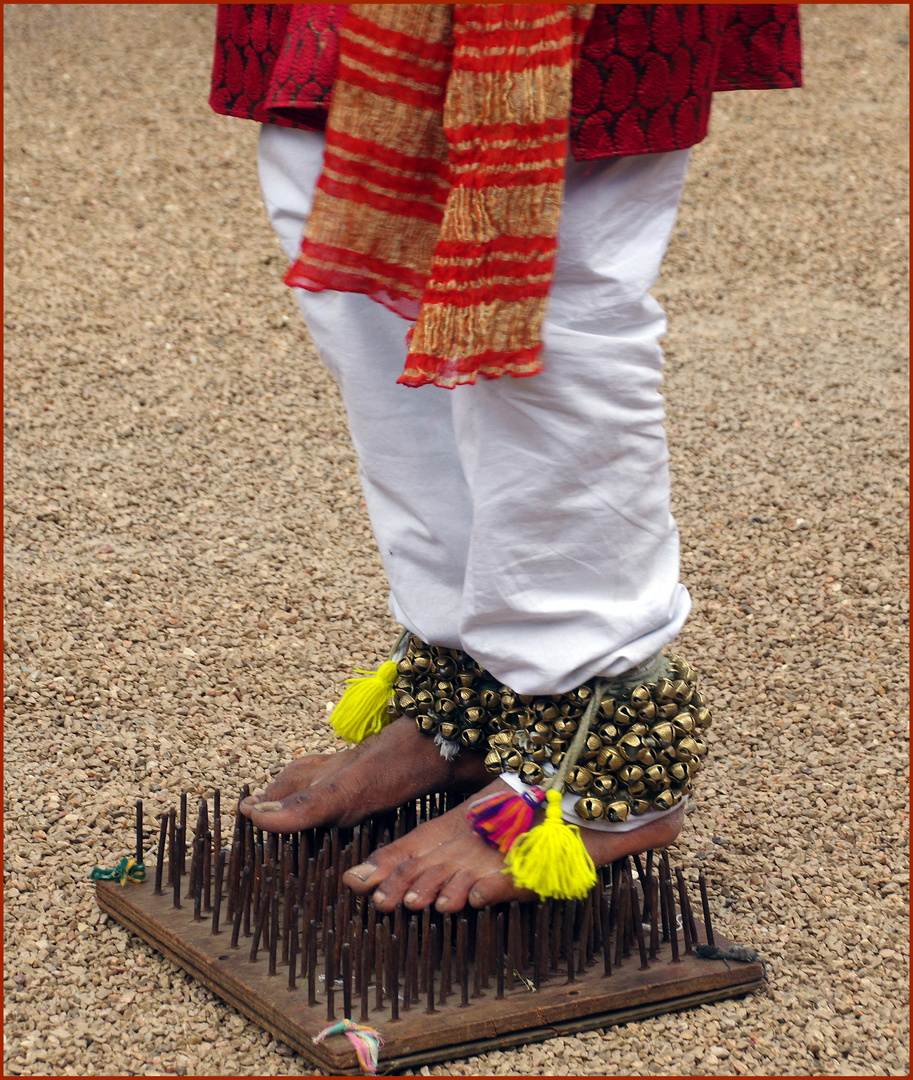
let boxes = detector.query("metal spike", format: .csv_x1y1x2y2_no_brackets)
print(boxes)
325,927,336,1021
134,799,144,867
211,849,226,936
698,870,716,947
496,911,506,999
307,919,318,1007
287,904,299,992
425,922,437,1014
360,929,371,1023
457,916,469,1008
154,813,167,896
341,942,352,1020
389,932,400,1022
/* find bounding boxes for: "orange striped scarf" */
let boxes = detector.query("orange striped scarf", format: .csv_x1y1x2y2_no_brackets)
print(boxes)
285,4,594,388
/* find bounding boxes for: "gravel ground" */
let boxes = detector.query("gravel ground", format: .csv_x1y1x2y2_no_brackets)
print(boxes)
3,4,909,1076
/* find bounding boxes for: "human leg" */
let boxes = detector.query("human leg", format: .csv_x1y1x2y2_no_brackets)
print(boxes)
244,126,486,830
343,149,702,904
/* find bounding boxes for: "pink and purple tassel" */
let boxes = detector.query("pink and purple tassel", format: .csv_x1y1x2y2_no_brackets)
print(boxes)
466,786,547,853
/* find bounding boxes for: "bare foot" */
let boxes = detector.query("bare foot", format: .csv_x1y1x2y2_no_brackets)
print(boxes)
343,778,686,913
239,717,489,832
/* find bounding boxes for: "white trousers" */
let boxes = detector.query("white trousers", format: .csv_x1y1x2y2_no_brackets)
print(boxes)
258,124,692,697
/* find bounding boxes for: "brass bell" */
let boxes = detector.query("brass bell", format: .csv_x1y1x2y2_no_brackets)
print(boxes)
596,746,625,772
581,732,603,761
617,764,645,784
553,718,578,737
573,684,593,704
548,736,568,752
691,737,709,758
627,781,647,797
457,671,475,688
614,704,637,726
396,693,419,716
606,800,631,822
650,721,675,745
459,727,484,748
519,761,545,786
489,731,516,748
501,748,523,771
598,696,616,719
528,722,552,746
635,745,657,767
691,706,712,728
394,675,415,693
479,689,501,709
591,775,618,798
653,679,676,703
560,702,583,719
675,736,700,760
686,756,702,777
415,689,434,708
438,721,459,741
657,702,679,720
484,749,504,772
670,679,693,704
574,796,606,821
487,717,508,733
536,702,560,723
637,699,658,721
629,722,649,736
652,789,678,811
412,651,433,673
397,658,414,675
462,706,486,726
667,762,688,783
416,714,436,734
566,765,594,793
529,745,550,762
690,689,707,709
630,684,652,709
550,749,567,766
670,655,694,682
598,722,620,741
644,764,669,788
515,708,536,730
632,798,651,815
499,690,517,711
434,679,454,697
673,711,695,734
437,699,458,716
456,686,479,706
435,656,457,678
618,732,644,761
518,693,535,705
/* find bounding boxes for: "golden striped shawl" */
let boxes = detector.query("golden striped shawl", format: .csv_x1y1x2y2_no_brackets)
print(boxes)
285,4,594,388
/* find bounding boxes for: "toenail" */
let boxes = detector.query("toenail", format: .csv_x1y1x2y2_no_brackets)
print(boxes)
252,801,283,812
348,863,375,882
404,891,419,905
469,888,485,904
435,897,452,912
372,890,386,904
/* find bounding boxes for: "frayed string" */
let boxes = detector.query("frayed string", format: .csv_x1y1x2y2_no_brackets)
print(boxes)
313,1019,384,1074
89,857,146,886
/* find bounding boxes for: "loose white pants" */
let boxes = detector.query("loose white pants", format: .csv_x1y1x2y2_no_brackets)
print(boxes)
258,124,692,697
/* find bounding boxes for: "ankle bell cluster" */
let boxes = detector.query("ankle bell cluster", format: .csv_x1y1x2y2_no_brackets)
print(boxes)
391,637,711,823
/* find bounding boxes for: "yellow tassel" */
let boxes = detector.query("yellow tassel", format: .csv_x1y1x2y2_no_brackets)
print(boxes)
330,660,399,743
504,788,597,900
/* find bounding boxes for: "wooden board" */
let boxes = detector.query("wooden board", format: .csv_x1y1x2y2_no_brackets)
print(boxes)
97,875,765,1075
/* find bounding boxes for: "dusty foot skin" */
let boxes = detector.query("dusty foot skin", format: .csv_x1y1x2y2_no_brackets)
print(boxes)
343,778,686,913
239,716,489,832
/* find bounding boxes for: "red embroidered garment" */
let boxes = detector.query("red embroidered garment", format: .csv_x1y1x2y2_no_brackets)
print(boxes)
210,4,801,157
